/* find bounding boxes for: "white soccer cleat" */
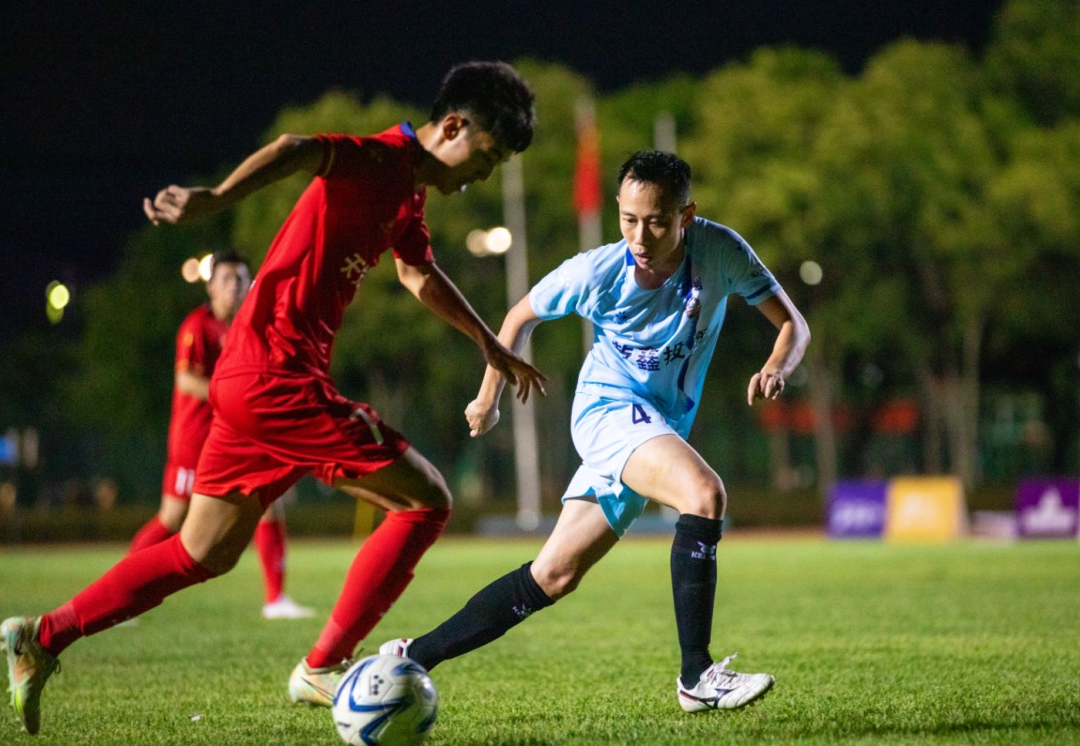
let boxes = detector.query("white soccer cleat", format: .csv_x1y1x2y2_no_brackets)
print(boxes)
676,653,774,712
288,658,351,708
378,638,414,658
262,595,315,620
2,616,61,735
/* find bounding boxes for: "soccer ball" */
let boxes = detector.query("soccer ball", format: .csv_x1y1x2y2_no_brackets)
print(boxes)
332,654,439,746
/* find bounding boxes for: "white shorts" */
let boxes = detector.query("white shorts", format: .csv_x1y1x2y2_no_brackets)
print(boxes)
562,392,691,537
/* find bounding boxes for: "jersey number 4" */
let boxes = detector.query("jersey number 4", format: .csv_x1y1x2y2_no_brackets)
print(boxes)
632,404,652,425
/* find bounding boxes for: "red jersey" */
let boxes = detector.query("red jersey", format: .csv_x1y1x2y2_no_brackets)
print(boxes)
216,123,434,381
167,304,229,466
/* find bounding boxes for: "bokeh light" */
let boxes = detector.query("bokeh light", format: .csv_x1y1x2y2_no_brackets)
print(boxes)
198,254,213,281
46,282,71,310
181,257,202,283
799,260,823,286
486,227,512,255
466,229,489,257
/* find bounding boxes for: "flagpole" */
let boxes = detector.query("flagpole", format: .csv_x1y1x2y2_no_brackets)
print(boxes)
501,155,542,532
575,96,603,357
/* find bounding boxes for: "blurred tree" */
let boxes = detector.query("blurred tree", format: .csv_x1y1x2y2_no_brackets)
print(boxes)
681,47,849,495
985,0,1080,125
63,215,230,497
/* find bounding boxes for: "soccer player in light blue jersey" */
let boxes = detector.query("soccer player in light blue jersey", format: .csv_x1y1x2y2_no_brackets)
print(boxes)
383,151,810,712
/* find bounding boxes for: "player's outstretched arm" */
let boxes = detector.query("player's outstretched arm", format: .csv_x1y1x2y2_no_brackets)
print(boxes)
465,294,544,436
175,370,211,401
395,260,547,411
747,290,811,406
143,134,325,225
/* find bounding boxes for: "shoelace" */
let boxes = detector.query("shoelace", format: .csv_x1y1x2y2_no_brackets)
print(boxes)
705,653,740,683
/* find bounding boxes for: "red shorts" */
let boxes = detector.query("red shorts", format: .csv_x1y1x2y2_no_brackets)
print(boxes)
193,371,410,507
161,461,197,500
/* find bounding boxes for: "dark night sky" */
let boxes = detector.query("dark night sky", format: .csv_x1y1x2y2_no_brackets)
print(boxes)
1,1,1004,338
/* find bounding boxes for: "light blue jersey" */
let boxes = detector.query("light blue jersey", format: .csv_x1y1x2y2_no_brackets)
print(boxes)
530,217,780,431
530,218,781,536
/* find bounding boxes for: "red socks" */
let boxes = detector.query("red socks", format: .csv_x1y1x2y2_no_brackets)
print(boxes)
128,515,176,554
38,534,215,656
254,519,287,604
306,507,449,668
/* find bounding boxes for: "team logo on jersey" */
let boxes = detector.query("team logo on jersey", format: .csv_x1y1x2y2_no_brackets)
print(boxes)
340,252,370,285
685,277,703,317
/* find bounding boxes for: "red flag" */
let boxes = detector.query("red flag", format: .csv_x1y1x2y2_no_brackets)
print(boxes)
573,100,602,216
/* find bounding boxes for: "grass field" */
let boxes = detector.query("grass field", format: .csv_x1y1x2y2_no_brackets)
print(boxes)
1,537,1078,745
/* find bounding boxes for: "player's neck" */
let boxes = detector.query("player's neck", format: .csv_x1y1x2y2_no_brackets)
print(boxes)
210,301,234,323
634,241,685,290
412,122,442,189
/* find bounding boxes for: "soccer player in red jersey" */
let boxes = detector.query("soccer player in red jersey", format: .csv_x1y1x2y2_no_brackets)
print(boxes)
128,250,313,620
2,61,545,734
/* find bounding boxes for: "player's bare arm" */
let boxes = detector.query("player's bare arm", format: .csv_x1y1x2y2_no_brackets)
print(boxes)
747,290,811,406
175,369,210,400
143,134,325,225
395,258,547,401
465,294,543,436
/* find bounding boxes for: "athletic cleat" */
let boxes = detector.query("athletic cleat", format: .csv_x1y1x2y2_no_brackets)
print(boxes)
262,595,315,620
288,658,351,707
2,616,61,735
378,638,414,658
676,652,774,712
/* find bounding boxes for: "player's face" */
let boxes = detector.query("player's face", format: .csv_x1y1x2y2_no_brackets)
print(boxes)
429,115,510,194
617,180,696,273
206,262,251,318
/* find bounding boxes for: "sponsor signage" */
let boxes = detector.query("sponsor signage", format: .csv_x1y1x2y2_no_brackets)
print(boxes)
1015,479,1079,539
828,481,888,538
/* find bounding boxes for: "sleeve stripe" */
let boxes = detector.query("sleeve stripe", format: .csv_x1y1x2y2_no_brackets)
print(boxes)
744,283,779,302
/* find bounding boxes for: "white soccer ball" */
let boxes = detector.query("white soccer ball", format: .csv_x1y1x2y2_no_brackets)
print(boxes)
332,654,439,746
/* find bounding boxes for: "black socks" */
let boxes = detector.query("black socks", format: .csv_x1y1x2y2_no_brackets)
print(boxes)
408,561,553,671
671,513,723,688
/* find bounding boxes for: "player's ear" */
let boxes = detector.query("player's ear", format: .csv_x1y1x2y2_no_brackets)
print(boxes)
439,113,467,141
681,202,697,228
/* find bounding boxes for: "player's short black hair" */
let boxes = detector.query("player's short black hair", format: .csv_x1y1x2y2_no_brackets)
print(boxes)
209,249,248,278
617,151,692,208
429,61,536,153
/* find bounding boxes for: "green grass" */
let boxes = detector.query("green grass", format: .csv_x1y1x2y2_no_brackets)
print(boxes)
2,537,1079,745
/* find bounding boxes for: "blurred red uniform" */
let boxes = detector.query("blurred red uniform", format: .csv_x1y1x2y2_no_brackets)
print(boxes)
162,304,228,499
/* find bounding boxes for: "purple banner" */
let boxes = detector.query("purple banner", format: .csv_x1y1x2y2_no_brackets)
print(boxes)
1016,479,1079,539
828,481,888,538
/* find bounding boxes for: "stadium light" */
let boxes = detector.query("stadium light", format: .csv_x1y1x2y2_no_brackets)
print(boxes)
181,257,202,283
198,254,213,281
799,260,823,286
486,227,512,255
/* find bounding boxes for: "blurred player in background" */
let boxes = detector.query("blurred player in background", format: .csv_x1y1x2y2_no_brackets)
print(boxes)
382,151,811,712
127,250,313,620
2,60,545,735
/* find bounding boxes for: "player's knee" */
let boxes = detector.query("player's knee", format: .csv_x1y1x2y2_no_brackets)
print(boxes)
682,478,726,520
192,541,246,576
413,468,453,512
532,562,584,601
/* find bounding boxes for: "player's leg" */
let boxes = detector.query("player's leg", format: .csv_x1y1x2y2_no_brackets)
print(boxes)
388,498,618,671
3,491,262,734
256,500,314,619
621,435,773,710
129,467,193,553
289,447,451,706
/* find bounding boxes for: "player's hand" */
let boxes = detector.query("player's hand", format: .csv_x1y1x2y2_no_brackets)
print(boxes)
465,399,501,437
482,340,547,404
143,185,222,226
747,369,785,405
